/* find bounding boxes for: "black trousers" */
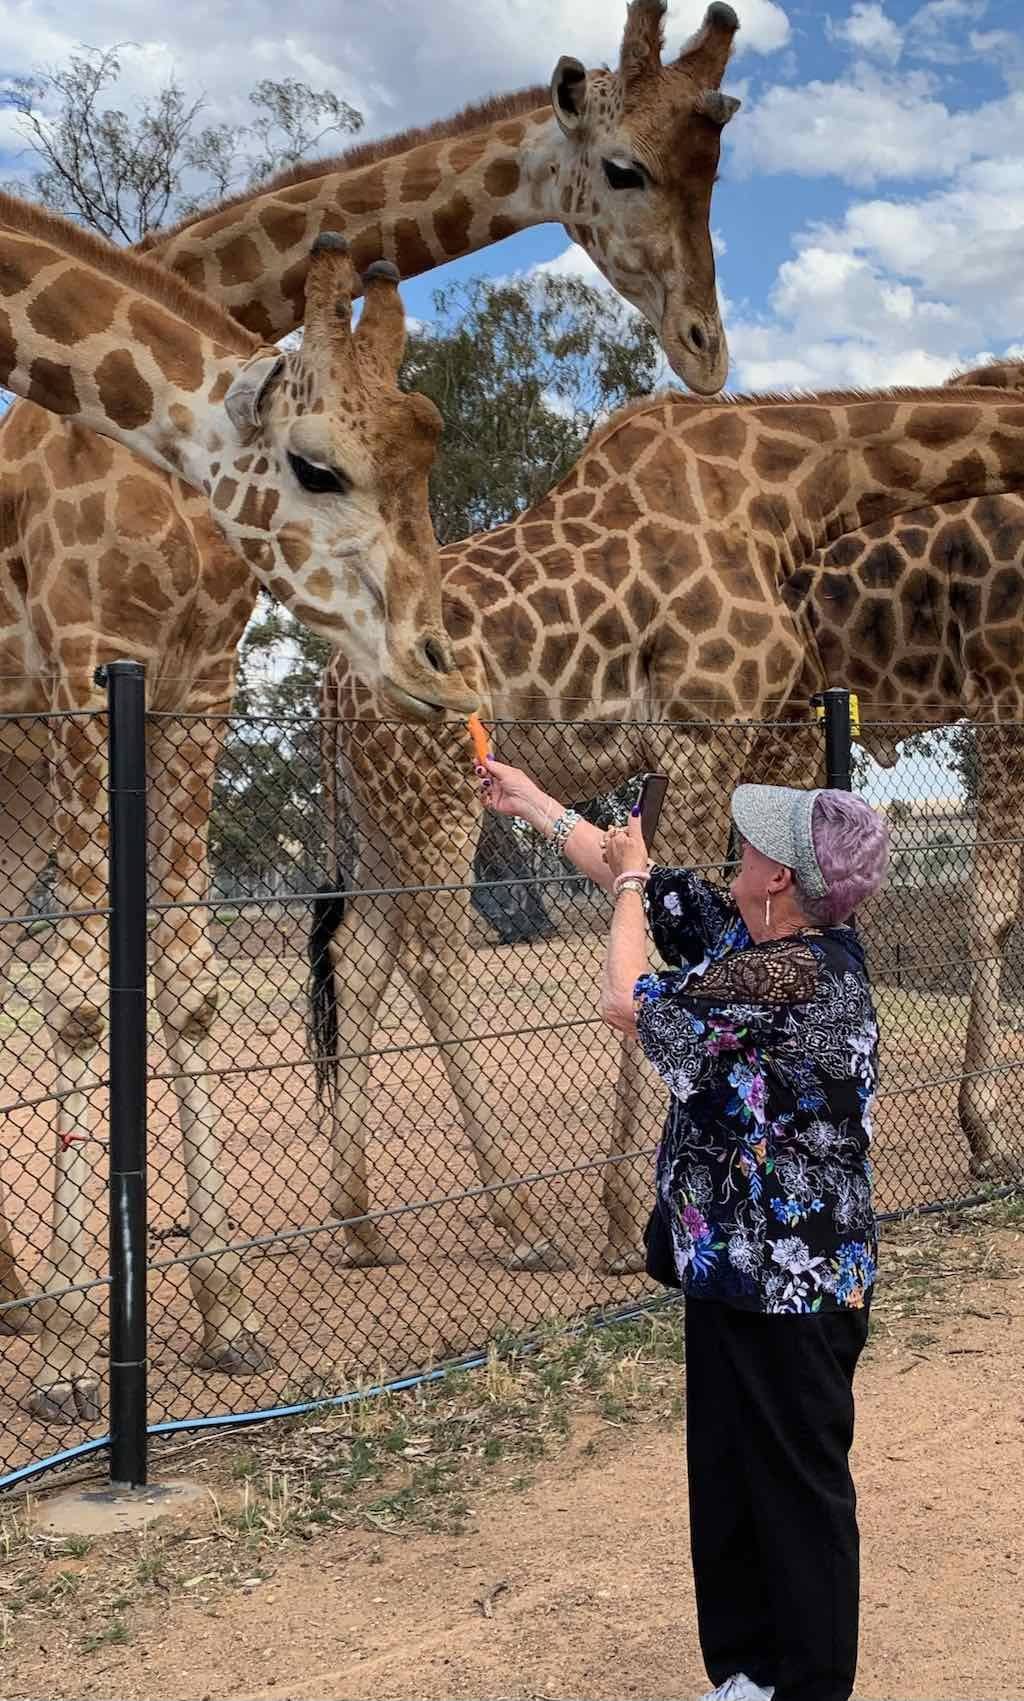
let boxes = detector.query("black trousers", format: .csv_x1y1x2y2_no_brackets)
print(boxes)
684,1297,870,1701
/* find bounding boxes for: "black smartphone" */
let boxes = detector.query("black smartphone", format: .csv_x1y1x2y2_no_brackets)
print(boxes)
637,773,669,851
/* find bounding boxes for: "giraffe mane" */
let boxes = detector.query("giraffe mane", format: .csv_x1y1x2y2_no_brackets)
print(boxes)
0,191,260,355
137,86,550,250
583,379,1023,458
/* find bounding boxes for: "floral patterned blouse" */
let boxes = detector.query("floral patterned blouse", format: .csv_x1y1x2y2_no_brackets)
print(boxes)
634,867,878,1315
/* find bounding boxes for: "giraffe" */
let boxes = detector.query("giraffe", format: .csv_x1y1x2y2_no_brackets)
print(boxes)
0,189,476,1419
0,0,741,1406
776,355,1024,1181
141,0,741,392
312,379,1024,1274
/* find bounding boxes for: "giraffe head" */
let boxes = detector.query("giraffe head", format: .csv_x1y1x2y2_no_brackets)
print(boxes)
549,0,739,394
217,236,473,717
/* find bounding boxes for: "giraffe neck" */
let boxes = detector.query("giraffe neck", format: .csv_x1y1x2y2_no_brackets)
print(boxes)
145,103,572,339
0,192,253,484
716,388,1024,571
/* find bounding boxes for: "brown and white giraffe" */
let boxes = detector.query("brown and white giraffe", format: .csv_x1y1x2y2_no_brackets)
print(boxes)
143,0,740,391
0,0,740,1410
314,378,1024,1273
778,356,1024,1181
0,188,476,1418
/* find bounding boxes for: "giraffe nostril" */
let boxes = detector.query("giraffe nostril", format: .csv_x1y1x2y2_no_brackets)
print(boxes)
689,323,707,353
423,637,452,676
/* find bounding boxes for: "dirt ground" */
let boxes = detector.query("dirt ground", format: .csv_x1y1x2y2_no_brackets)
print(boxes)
3,925,1023,1484
2,1211,1022,1701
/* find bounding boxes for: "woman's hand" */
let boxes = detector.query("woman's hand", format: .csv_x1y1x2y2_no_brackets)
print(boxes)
602,814,651,882
477,756,560,835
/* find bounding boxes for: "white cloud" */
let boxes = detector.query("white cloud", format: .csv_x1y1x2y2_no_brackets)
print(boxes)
724,148,1024,393
908,0,988,64
829,3,904,64
728,64,1024,188
532,244,610,289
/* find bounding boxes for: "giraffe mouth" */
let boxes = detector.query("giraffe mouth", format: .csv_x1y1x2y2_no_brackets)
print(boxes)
380,677,479,721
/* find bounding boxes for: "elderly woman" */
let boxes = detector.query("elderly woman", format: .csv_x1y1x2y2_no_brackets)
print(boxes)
479,755,890,1701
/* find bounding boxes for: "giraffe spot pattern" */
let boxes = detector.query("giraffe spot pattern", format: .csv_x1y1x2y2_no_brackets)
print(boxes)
127,301,205,392
27,356,79,416
215,233,265,287
483,157,521,199
433,192,474,258
28,270,121,343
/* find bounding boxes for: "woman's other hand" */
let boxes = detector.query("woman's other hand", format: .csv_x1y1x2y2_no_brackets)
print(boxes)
602,814,651,882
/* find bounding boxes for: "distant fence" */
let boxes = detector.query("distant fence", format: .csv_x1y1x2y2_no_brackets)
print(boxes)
2,674,1022,1490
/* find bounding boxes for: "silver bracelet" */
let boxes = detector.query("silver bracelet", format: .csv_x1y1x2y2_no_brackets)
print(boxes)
548,808,582,857
614,877,648,900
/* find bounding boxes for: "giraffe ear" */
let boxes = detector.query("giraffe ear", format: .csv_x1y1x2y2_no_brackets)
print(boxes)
224,353,285,439
695,89,741,127
550,56,588,134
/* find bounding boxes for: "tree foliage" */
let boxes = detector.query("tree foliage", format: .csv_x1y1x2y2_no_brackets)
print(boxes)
2,46,361,243
403,274,663,544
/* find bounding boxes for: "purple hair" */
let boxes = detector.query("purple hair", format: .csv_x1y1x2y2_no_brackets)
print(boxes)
798,791,890,926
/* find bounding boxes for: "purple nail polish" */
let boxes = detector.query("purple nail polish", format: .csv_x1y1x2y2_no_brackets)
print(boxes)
486,753,495,762
630,804,641,818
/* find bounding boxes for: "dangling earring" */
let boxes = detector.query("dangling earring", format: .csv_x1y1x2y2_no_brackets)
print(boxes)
764,894,772,932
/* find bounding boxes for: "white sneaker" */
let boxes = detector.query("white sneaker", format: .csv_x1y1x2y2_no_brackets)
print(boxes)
697,1676,775,1701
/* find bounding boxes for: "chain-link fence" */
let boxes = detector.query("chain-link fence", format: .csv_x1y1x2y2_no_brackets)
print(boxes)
2,685,1022,1489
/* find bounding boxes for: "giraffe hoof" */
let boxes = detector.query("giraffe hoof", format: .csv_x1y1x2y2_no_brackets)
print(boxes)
600,1249,646,1276
502,1240,572,1274
73,1379,102,1421
196,1331,273,1375
26,1378,100,1424
0,1303,42,1336
968,1150,1024,1183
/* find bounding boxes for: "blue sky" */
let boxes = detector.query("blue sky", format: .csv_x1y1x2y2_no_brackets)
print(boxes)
2,0,1023,393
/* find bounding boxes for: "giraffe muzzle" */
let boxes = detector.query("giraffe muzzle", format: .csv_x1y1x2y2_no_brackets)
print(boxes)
380,672,480,721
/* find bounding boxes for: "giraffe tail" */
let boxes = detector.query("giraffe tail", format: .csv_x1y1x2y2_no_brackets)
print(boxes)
307,871,345,1109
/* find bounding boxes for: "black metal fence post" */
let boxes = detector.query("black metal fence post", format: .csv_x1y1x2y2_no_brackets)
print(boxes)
816,688,855,792
98,660,149,1488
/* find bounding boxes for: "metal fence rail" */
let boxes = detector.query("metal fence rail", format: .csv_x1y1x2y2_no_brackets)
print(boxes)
2,685,1022,1489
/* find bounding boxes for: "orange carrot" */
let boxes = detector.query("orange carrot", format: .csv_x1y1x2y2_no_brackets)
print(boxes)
467,712,491,766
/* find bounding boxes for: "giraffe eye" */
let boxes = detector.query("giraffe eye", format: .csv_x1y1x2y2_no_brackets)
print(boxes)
288,452,350,496
602,159,647,191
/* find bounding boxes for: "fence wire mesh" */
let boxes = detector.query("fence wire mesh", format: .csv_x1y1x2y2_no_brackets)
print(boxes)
2,706,1022,1487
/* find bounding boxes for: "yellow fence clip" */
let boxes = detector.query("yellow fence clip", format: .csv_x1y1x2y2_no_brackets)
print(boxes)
811,692,861,739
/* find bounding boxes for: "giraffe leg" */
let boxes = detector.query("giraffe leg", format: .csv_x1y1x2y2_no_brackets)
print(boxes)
958,735,1024,1179
401,887,569,1272
599,1037,657,1275
0,729,51,1335
25,713,111,1421
320,710,567,1270
147,716,271,1373
320,895,405,1266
